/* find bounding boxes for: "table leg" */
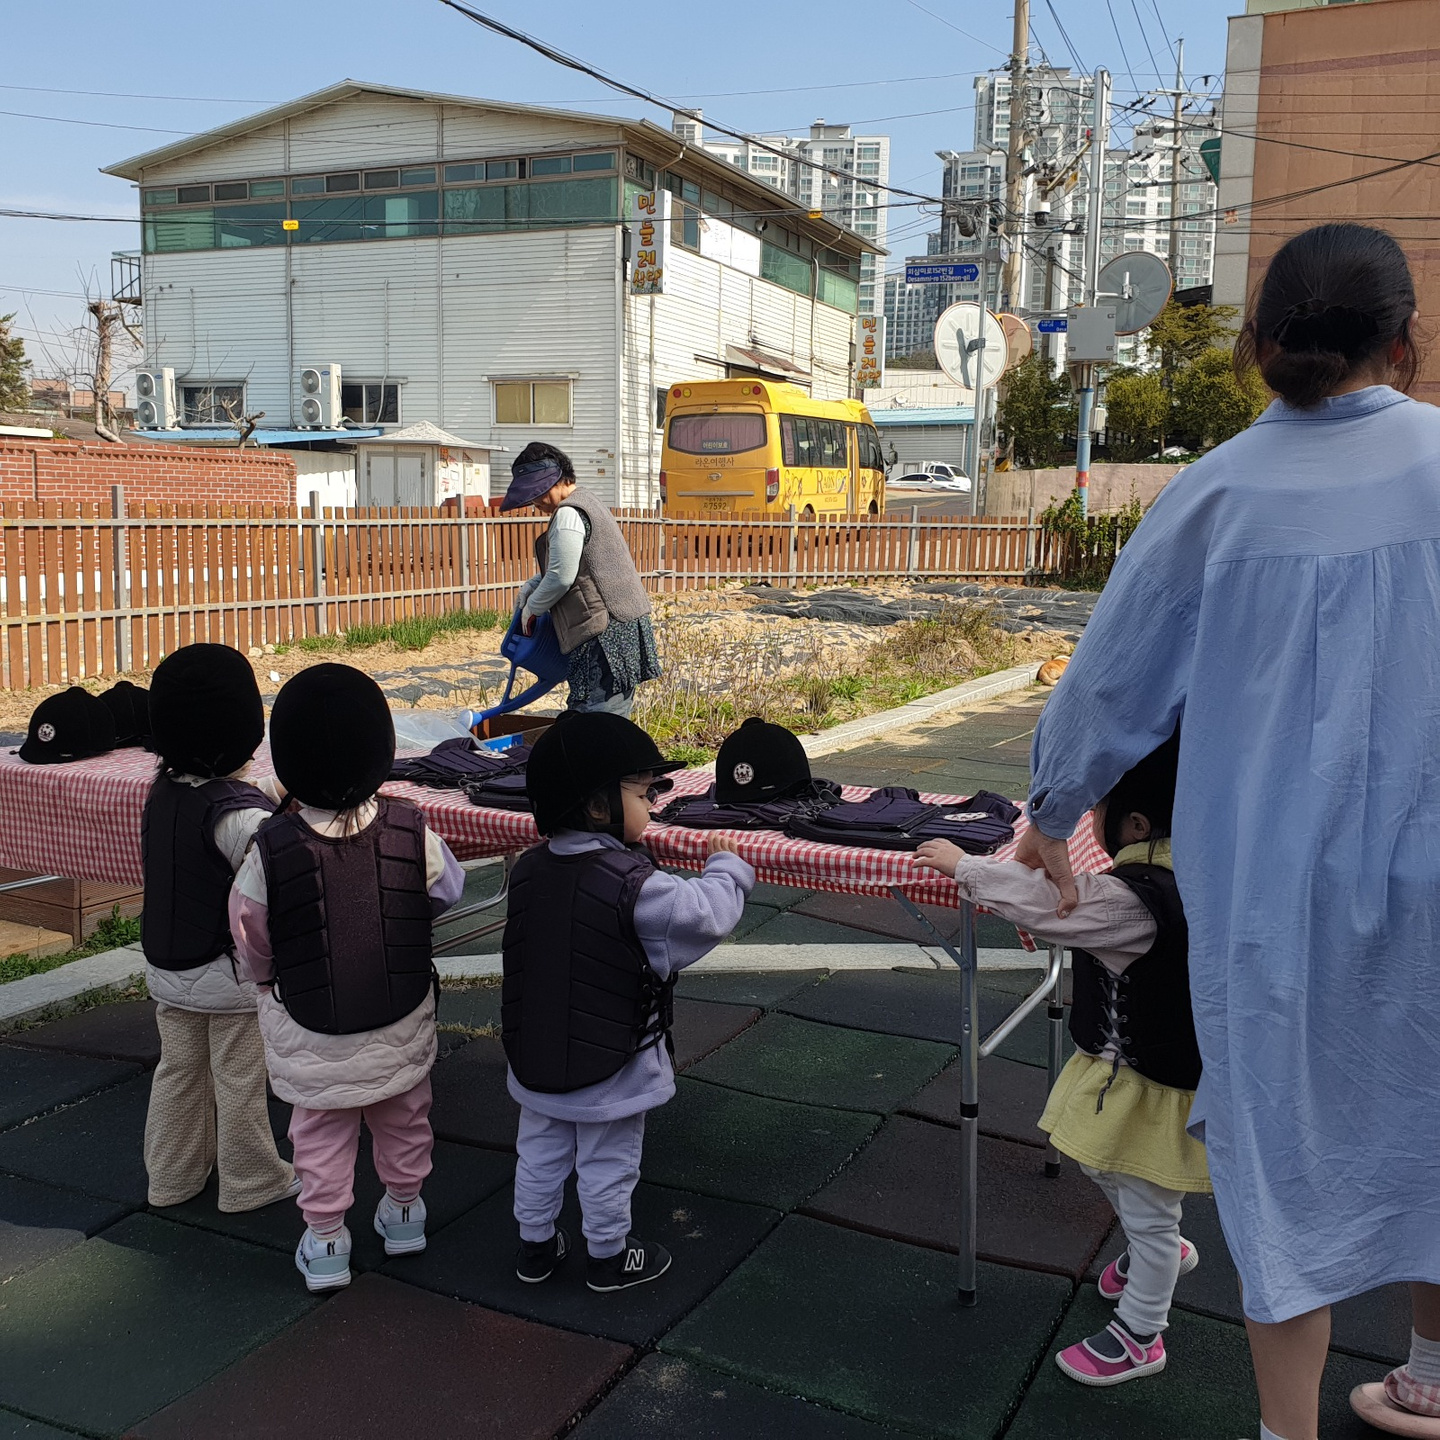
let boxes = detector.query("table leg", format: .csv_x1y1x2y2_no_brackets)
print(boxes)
1045,944,1066,1179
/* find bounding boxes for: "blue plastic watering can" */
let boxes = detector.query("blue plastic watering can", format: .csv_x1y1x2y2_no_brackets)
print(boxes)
468,611,569,726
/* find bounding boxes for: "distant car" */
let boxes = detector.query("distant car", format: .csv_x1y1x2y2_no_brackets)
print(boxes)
928,471,973,493
924,463,969,484
888,472,938,490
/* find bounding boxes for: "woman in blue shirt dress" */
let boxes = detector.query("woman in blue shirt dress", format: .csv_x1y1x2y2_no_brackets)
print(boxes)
1019,225,1440,1440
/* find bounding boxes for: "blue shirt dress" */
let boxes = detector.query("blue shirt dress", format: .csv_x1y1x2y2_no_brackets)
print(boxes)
1029,386,1440,1324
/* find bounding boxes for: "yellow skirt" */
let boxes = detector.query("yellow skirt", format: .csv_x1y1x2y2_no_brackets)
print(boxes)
1039,1051,1212,1194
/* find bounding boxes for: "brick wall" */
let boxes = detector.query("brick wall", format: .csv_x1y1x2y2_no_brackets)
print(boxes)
0,441,295,507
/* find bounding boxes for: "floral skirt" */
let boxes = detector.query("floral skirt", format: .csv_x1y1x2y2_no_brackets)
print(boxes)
566,615,661,708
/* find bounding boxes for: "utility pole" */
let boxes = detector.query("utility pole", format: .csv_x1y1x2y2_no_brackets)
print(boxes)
1073,67,1111,518
1001,0,1030,313
1166,37,1185,283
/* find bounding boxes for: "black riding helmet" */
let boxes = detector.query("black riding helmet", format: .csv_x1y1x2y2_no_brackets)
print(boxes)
526,711,685,836
1102,730,1180,857
270,663,395,810
150,644,263,778
714,716,811,804
19,686,117,765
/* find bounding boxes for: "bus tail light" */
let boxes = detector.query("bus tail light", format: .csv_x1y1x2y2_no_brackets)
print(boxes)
658,470,668,502
765,469,780,501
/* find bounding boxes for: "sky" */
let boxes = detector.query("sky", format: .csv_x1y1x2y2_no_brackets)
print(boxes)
0,0,1239,392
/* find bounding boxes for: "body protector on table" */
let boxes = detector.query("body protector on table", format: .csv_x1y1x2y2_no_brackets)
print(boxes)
534,488,651,654
254,797,435,1036
502,843,673,1094
785,786,1019,852
142,775,275,971
1069,858,1200,1090
655,778,843,830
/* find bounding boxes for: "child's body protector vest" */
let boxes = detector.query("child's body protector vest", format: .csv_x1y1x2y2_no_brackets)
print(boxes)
254,797,434,1035
501,844,672,1093
142,775,275,970
1069,861,1201,1090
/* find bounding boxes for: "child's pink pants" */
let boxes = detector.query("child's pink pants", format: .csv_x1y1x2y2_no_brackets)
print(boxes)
287,1076,433,1233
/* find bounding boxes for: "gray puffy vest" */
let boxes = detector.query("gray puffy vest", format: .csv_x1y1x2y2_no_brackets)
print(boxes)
142,775,274,971
255,798,434,1036
501,843,672,1093
534,487,651,654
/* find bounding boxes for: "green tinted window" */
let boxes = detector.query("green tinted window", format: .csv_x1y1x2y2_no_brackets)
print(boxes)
817,267,859,313
528,176,616,226
367,190,438,236
400,166,436,186
291,195,367,242
249,179,286,198
573,151,615,173
143,189,177,206
291,176,325,195
444,163,482,183
145,209,214,252
530,155,571,176
761,242,812,296
216,202,288,248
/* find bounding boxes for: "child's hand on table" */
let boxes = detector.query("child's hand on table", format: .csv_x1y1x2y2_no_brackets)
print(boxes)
913,838,964,876
707,834,743,857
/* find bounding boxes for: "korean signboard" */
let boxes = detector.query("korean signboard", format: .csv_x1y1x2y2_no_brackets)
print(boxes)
855,313,885,391
629,188,669,295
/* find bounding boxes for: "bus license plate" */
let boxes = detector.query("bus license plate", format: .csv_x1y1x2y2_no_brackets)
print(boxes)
702,498,733,513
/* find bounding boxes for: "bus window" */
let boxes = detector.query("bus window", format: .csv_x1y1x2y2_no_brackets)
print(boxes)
858,424,885,471
668,412,767,454
817,420,847,467
781,414,815,466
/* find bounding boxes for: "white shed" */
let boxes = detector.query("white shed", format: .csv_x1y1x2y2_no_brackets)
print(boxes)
351,421,494,509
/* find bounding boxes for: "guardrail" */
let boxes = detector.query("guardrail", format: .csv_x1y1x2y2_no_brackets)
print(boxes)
0,492,1063,689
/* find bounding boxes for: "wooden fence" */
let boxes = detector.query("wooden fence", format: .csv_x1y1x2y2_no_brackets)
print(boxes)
0,494,1063,689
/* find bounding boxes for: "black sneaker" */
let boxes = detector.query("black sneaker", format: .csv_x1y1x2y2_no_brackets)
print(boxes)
516,1227,570,1283
586,1235,672,1292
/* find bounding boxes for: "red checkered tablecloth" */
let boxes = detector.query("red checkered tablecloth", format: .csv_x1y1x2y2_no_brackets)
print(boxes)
0,747,1110,911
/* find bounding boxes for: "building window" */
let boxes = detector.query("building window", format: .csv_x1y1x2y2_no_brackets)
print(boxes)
671,201,701,251
182,383,245,425
341,382,400,425
494,379,572,426
654,386,667,430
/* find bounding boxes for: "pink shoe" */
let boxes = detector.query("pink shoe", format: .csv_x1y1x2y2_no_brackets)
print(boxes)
1056,1321,1167,1386
1350,1367,1440,1436
1097,1237,1199,1301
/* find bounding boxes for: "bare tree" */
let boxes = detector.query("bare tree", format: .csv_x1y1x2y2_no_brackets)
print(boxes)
216,391,266,447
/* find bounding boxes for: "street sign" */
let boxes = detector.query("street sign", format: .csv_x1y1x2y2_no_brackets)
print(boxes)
905,261,980,285
1037,317,1068,334
934,302,1007,391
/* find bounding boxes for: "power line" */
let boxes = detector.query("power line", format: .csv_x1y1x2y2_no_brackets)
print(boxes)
1104,0,1140,94
0,207,135,222
897,0,1007,56
1040,0,1088,73
1148,0,1179,67
0,108,189,134
1127,0,1164,83
0,82,276,105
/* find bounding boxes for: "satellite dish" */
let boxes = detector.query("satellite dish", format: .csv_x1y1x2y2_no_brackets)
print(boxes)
998,312,1033,371
934,303,1008,391
1097,251,1173,335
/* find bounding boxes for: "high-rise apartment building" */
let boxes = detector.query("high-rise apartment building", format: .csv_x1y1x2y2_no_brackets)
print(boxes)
681,115,889,314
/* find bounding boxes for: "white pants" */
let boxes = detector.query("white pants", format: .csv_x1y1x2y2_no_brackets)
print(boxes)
513,1108,645,1260
1083,1164,1186,1336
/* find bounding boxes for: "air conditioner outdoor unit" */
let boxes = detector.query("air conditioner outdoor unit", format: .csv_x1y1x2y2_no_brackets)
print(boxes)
299,363,342,428
134,367,178,429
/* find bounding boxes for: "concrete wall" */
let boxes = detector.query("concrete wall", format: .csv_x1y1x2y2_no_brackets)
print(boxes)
983,462,1183,516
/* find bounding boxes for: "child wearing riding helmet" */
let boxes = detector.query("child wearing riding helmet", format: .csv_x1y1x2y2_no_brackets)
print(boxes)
228,664,464,1292
915,734,1209,1388
504,710,754,1292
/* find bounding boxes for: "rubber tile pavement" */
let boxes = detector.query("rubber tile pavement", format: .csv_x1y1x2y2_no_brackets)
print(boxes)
674,969,828,1007
126,1273,632,1440
156,1137,514,1273
9,1000,161,1066
572,1353,906,1438
1007,1286,1391,1440
805,1115,1115,1280
0,1044,139,1131
789,891,1025,947
0,1411,83,1439
393,1179,779,1347
902,1052,1053,1147
664,1214,1072,1440
0,1172,130,1283
670,997,761,1070
641,1078,881,1211
428,1036,519,1150
0,1073,153,1206
686,1012,954,1113
0,1212,316,1438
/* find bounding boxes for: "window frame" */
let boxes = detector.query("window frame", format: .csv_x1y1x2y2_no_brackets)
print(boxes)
181,382,247,426
340,381,401,425
492,379,573,427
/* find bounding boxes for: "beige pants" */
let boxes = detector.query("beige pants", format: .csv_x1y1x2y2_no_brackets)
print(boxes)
143,1003,295,1212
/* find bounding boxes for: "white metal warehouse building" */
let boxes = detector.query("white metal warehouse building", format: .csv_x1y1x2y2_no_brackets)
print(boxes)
104,81,880,508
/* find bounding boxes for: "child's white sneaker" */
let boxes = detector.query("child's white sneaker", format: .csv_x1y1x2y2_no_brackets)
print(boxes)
373,1193,427,1256
295,1225,351,1291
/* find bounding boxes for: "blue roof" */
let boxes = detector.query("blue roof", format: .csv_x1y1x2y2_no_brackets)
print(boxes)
870,407,974,427
129,426,385,445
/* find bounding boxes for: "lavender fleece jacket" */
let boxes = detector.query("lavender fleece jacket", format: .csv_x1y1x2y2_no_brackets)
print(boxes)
506,831,756,1123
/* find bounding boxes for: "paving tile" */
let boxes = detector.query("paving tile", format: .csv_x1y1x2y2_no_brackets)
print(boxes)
729,902,784,941
902,1053,1053,1146
0,1172,130,1283
674,969,829,1008
0,1212,316,1437
127,1272,631,1440
642,1078,881,1211
0,1044,140,1131
672,997,760,1071
429,1036,519,1151
779,968,1062,1068
738,911,907,947
0,1074,152,1205
572,1353,905,1439
790,891,973,943
805,1115,1115,1280
1006,1285,1391,1440
157,1137,513,1273
744,881,813,910
0,1410,84,1439
9,1000,160,1067
664,1214,1072,1440
395,1179,779,1347
1087,1192,1412,1366
436,985,501,1032
687,1013,954,1113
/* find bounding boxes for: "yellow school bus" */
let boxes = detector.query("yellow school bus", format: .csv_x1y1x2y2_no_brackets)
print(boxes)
660,379,887,517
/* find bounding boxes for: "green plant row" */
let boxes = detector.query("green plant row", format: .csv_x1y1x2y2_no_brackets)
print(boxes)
276,606,503,657
0,906,142,987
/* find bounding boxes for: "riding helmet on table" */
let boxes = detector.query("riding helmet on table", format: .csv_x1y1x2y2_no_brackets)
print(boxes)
714,717,812,805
